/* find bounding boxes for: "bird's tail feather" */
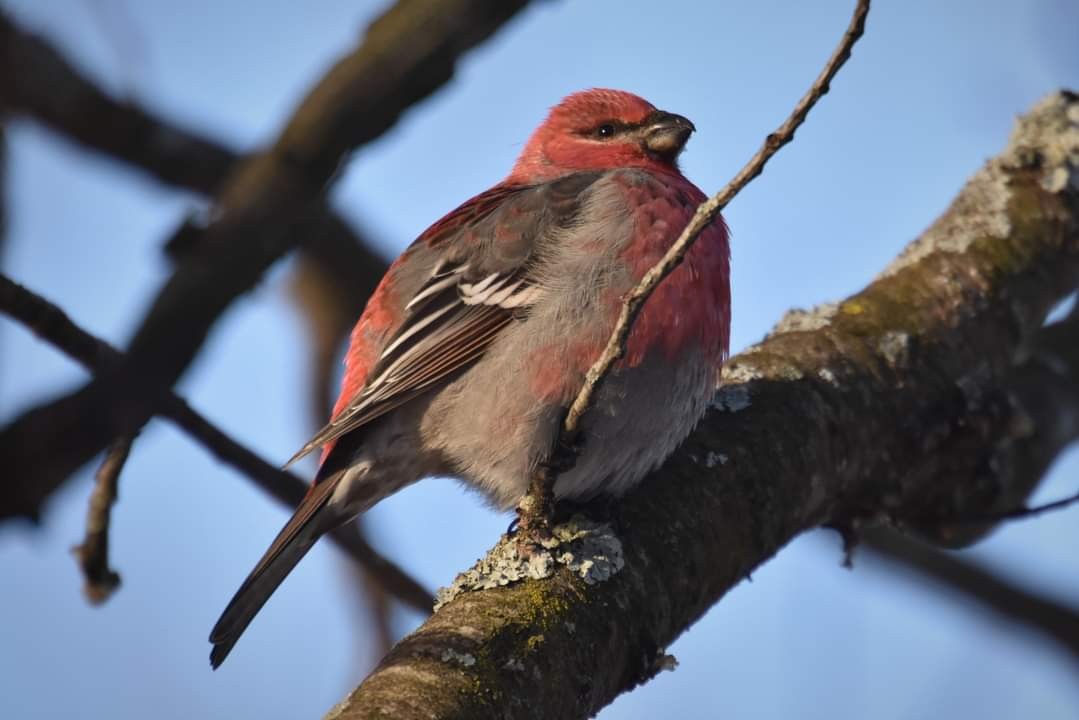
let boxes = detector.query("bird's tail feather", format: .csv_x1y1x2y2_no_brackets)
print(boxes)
209,476,341,669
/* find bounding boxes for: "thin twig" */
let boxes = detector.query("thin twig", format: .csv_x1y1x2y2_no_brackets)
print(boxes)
963,488,1079,523
566,0,869,433
0,274,433,613
524,0,872,527
72,435,134,604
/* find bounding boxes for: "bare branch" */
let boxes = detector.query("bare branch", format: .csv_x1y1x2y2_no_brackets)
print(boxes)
0,11,232,193
289,253,362,432
960,484,1079,524
0,8,386,348
522,0,872,528
0,0,530,521
327,91,1079,719
0,274,433,613
292,254,407,655
0,16,398,614
861,529,1079,667
347,562,398,662
0,123,7,256
72,435,133,604
569,0,869,433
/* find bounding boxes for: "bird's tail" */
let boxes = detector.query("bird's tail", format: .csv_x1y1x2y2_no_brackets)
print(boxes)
209,475,341,669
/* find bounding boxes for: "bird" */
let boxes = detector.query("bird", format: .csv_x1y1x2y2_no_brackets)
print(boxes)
209,88,731,668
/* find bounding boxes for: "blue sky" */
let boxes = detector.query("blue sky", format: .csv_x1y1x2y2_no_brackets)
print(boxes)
2,1,1078,718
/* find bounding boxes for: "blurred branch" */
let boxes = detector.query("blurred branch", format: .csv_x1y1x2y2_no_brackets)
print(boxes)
289,253,362,438
347,561,398,663
0,0,530,523
0,123,6,257
292,256,404,657
326,92,1079,718
0,9,385,326
72,435,133,604
0,11,231,192
0,5,509,628
0,14,390,623
0,274,433,613
860,529,1079,667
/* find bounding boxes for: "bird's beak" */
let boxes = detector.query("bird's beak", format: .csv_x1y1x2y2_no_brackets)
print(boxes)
642,110,696,159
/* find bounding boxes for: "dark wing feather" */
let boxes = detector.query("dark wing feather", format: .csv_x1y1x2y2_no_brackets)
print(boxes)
285,172,602,467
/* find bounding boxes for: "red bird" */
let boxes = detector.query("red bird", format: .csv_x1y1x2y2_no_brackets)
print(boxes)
210,89,730,667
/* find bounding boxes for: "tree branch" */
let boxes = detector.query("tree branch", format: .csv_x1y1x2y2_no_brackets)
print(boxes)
325,91,1079,719
0,122,7,257
0,11,231,193
291,253,408,655
0,0,531,519
0,13,409,625
853,302,1079,666
0,274,433,613
522,0,871,530
860,529,1079,667
0,7,386,352
72,434,133,604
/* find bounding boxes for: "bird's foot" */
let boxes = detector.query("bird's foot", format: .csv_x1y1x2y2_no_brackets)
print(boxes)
540,431,585,475
511,432,589,556
514,524,555,560
512,492,556,558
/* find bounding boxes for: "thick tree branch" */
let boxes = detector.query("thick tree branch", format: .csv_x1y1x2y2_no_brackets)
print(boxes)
853,302,1079,666
0,274,433,613
327,92,1079,719
0,0,530,518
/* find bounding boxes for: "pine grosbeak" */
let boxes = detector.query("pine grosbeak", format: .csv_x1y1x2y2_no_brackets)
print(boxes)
210,89,731,667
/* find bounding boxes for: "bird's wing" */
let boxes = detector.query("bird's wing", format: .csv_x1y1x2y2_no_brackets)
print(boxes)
285,172,601,467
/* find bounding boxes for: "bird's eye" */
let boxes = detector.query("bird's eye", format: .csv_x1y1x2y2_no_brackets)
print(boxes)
595,123,617,139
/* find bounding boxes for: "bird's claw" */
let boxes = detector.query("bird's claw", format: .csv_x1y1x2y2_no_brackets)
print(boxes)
512,491,556,557
541,432,585,475
513,522,555,559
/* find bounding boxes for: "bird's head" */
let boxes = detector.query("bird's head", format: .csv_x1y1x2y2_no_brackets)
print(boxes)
508,89,696,183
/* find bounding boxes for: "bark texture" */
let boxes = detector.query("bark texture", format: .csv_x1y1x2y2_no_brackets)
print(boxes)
327,91,1079,719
